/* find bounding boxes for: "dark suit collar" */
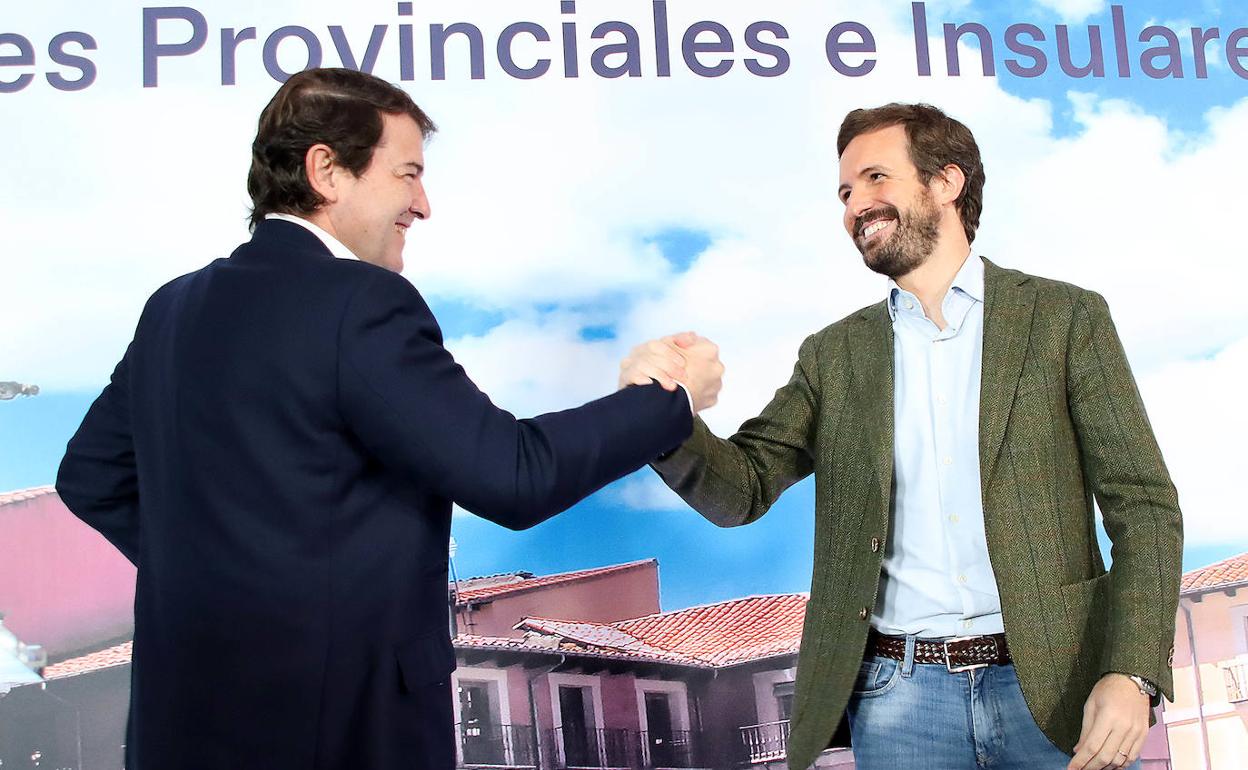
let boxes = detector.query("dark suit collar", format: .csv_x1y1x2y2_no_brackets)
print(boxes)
231,218,336,262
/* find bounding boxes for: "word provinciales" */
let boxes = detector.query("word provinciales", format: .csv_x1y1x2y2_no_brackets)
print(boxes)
2,1,1246,93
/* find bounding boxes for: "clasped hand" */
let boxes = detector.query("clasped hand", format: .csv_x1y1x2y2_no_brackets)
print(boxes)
619,331,723,413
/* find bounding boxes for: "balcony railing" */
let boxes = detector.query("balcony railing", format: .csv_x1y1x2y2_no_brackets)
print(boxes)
548,726,637,768
545,726,704,769
456,722,538,767
638,729,698,768
739,720,791,764
1223,658,1248,703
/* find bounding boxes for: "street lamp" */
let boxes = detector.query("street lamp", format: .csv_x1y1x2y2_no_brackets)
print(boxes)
0,382,39,400
448,536,465,637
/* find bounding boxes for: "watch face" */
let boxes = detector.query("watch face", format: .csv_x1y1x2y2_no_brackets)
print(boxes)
1130,675,1157,696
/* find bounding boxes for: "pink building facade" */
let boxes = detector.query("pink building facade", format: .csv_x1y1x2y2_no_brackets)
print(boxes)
0,487,135,657
453,560,662,638
1163,552,1248,770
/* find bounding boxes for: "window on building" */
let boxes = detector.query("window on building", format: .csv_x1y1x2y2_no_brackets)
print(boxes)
644,691,676,765
773,680,796,721
459,680,504,764
559,685,597,766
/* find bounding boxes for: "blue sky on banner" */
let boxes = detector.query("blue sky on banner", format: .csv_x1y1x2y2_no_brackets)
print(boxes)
2,0,1245,610
921,0,1237,134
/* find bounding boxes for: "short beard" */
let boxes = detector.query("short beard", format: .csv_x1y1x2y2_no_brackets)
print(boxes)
855,191,941,280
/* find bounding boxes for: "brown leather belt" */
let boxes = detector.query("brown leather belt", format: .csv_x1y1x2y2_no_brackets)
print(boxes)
867,631,1011,672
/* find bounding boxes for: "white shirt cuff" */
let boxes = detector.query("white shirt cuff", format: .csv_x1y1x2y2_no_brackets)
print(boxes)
675,383,694,414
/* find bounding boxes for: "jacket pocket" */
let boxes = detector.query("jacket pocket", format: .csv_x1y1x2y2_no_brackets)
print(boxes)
395,630,457,692
1058,572,1111,658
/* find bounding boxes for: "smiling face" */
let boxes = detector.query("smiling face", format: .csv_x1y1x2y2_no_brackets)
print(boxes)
838,124,943,280
324,112,430,272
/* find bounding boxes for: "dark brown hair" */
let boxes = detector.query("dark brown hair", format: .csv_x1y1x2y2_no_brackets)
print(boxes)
247,68,437,229
837,103,984,244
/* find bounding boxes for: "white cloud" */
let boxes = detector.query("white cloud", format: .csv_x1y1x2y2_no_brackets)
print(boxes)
613,473,686,512
1139,337,1248,544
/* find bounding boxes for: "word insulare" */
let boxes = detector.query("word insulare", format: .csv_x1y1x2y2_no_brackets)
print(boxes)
914,3,1248,79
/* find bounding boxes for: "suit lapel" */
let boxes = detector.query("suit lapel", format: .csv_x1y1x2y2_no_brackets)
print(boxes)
848,302,895,514
978,258,1037,495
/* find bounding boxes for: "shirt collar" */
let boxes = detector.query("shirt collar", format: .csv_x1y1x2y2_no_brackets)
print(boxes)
887,253,984,320
265,213,359,262
951,252,985,304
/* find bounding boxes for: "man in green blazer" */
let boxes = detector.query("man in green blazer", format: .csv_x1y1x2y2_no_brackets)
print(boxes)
621,104,1181,770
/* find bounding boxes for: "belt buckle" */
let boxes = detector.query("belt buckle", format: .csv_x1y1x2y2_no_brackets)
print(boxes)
943,635,994,673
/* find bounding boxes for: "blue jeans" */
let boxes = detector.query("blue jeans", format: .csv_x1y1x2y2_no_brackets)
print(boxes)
845,640,1141,770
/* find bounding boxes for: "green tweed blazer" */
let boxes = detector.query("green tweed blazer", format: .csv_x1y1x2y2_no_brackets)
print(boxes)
653,258,1182,770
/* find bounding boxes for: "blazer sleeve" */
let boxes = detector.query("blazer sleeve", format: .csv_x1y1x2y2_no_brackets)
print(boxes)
1067,289,1182,700
650,333,821,527
56,342,141,565
336,269,693,530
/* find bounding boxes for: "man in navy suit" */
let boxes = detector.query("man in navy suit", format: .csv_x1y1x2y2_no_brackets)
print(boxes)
56,68,721,770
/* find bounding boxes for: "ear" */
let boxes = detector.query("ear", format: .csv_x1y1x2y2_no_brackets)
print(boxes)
304,144,340,204
931,163,966,207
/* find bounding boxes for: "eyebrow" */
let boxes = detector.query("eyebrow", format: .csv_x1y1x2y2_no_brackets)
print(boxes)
838,165,890,196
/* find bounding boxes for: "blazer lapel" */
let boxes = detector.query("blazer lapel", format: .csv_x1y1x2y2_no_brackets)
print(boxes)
978,258,1037,495
848,301,895,514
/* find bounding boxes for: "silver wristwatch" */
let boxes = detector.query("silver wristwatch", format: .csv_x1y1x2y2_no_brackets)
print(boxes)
1128,675,1158,699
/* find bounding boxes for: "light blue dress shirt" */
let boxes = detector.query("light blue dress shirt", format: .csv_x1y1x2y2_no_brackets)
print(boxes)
872,254,1005,638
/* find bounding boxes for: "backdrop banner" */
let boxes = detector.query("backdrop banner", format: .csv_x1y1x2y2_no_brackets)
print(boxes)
1,2,1245,769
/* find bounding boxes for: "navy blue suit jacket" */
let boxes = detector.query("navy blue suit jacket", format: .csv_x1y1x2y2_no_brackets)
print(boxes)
56,220,692,769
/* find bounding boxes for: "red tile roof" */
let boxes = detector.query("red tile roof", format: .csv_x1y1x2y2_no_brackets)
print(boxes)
454,633,678,663
455,633,689,666
515,593,807,668
519,618,688,663
38,593,806,682
1182,552,1248,594
0,486,57,507
454,559,655,603
42,641,132,681
455,634,533,651
619,593,806,666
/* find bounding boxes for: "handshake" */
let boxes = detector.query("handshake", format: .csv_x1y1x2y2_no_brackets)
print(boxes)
618,332,724,413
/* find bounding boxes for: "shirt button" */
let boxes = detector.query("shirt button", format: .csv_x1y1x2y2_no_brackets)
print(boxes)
870,537,881,553
943,456,954,466
859,607,870,620
949,514,960,524
937,395,948,405
905,300,915,310
962,620,974,630
957,574,968,584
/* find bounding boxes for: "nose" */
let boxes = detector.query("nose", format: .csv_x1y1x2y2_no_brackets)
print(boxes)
411,183,431,221
843,186,874,232
845,186,877,218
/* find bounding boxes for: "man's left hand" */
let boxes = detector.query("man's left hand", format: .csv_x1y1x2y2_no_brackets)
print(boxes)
1067,673,1150,770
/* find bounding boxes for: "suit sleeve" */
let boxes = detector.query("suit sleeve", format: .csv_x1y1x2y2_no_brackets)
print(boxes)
336,270,693,530
56,343,141,565
650,333,821,527
1067,290,1182,700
